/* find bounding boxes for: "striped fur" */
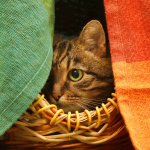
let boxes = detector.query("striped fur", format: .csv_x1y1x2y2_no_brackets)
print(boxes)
43,20,114,112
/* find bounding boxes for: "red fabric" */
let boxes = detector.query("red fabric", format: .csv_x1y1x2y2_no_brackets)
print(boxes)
104,0,150,150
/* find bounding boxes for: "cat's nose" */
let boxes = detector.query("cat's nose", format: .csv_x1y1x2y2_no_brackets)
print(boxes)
53,95,61,102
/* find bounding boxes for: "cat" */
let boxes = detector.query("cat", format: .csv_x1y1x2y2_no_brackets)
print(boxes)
42,20,114,113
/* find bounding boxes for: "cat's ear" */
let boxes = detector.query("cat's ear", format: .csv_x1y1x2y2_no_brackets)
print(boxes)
79,20,106,57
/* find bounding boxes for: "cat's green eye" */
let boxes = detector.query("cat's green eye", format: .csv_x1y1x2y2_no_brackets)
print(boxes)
69,69,83,82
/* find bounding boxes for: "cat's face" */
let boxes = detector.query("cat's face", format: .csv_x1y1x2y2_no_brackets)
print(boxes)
44,20,114,113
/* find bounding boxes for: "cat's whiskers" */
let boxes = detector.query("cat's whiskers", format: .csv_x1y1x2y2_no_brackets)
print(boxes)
68,104,74,111
68,97,80,100
76,103,89,111
80,97,107,109
82,98,106,104
67,95,81,101
82,101,100,106
78,100,97,110
82,100,105,109
66,96,106,110
82,99,106,104
81,97,106,100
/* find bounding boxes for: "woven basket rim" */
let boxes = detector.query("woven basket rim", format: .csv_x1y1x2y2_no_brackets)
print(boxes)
6,93,126,147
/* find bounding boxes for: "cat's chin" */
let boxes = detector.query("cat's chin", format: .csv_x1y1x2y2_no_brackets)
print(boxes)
48,95,84,113
53,100,84,113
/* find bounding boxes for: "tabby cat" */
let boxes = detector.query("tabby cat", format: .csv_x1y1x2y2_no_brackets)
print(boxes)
43,20,114,113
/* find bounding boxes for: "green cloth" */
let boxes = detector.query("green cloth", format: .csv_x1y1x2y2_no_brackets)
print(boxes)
0,0,54,135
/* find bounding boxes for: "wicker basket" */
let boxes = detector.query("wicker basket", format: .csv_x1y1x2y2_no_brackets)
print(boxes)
2,93,133,150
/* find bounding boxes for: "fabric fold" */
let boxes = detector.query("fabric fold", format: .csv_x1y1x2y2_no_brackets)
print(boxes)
104,0,150,150
0,0,54,135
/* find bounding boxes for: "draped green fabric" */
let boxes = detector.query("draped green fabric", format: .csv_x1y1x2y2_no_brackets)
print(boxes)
0,0,54,135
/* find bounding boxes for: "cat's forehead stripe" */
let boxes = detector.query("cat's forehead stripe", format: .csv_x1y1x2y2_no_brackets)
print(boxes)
57,40,68,62
57,40,73,65
73,57,81,64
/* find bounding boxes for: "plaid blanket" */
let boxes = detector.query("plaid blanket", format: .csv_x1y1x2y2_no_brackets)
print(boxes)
104,1,150,150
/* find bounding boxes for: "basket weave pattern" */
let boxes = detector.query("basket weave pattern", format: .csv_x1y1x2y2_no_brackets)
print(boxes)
5,93,127,148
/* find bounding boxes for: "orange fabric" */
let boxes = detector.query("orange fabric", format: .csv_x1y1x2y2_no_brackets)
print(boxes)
104,0,150,150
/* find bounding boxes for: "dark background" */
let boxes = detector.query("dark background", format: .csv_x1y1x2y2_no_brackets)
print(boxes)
55,0,107,36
